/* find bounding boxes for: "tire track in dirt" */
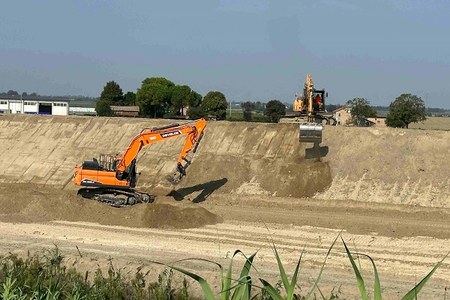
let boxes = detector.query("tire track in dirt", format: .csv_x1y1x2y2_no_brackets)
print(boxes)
47,221,450,271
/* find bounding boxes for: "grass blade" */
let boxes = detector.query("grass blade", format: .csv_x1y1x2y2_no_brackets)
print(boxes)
287,250,303,300
150,261,216,300
231,252,257,299
357,253,382,300
259,278,284,300
401,252,449,300
306,233,340,299
221,250,239,300
342,237,369,300
273,245,290,294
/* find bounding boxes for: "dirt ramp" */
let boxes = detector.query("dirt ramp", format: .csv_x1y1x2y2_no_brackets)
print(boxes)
0,184,221,229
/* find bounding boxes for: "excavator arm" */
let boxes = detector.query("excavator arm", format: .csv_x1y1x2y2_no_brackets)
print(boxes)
115,118,206,183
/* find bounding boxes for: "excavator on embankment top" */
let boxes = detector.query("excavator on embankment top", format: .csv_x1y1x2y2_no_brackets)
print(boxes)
293,74,330,159
72,118,207,207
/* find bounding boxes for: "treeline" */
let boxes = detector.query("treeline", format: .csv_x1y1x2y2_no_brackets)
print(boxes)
338,94,450,128
96,78,229,120
95,78,288,122
2,86,449,125
327,103,449,116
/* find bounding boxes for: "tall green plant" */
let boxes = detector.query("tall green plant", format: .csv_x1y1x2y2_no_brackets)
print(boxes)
259,234,339,300
151,250,256,300
342,237,448,300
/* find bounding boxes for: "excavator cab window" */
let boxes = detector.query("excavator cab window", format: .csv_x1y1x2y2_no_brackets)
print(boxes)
82,161,101,170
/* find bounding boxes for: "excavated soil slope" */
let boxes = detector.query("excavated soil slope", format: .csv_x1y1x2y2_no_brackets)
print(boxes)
0,114,448,207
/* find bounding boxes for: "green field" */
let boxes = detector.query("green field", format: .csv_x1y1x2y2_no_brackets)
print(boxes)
410,116,450,130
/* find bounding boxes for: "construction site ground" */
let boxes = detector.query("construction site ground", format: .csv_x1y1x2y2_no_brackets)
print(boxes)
0,115,449,299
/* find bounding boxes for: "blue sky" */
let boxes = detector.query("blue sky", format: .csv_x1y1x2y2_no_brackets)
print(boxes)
0,0,449,108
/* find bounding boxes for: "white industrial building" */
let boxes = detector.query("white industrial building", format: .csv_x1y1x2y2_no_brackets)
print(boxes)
0,96,69,116
69,106,96,115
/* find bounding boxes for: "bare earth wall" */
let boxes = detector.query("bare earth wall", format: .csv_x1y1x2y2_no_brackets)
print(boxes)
0,114,449,207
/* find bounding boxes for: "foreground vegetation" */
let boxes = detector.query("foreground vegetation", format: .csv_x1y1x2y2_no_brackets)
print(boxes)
0,236,447,299
0,248,196,300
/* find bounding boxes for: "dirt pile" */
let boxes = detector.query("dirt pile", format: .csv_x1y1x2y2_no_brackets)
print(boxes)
0,184,222,229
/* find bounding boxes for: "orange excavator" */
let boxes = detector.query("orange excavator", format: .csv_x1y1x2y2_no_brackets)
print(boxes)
72,118,207,207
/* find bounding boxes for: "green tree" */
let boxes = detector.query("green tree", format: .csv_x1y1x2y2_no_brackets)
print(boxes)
201,91,228,120
171,85,192,115
326,103,342,112
100,81,123,105
187,90,202,108
241,101,256,121
95,99,113,116
123,92,136,106
254,101,265,112
187,106,205,119
386,93,426,128
136,77,175,118
346,98,376,125
264,100,286,123
7,90,19,96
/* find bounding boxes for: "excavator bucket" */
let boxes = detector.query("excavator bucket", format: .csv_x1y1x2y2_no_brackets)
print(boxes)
299,123,328,159
304,142,329,159
299,123,323,143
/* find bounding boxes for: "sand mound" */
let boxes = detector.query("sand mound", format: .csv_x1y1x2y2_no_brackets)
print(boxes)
0,184,222,229
141,204,220,229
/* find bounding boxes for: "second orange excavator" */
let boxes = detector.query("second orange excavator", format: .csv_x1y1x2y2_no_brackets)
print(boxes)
72,118,207,207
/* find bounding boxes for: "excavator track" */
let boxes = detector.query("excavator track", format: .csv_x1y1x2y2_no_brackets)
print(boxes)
77,188,154,208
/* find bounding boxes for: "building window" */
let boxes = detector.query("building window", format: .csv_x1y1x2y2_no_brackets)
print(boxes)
53,102,68,107
24,101,36,105
0,101,7,105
